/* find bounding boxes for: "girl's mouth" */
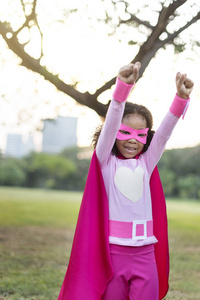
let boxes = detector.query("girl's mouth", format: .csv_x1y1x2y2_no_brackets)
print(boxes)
125,146,137,152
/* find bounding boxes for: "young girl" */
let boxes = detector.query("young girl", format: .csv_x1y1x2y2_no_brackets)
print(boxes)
58,63,193,300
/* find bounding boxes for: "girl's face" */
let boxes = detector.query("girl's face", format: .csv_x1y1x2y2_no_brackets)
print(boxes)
116,114,147,159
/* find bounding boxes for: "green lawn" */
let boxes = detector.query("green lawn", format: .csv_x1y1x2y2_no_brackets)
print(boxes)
0,186,81,228
0,187,200,299
166,199,200,299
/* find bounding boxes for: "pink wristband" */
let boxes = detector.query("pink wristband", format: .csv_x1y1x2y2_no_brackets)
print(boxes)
112,77,134,102
169,93,190,119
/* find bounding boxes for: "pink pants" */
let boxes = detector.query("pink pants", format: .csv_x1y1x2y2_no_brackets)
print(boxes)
102,244,159,300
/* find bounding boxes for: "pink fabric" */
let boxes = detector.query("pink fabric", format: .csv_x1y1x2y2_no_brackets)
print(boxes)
169,93,190,118
109,220,153,239
57,152,169,300
150,166,169,299
96,97,179,250
57,151,113,300
102,244,159,300
112,77,134,102
109,220,133,239
116,124,149,144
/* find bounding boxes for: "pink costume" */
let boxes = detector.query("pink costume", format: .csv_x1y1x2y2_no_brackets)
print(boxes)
57,78,189,300
96,93,179,248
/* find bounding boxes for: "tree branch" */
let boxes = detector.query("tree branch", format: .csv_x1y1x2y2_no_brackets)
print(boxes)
96,4,200,95
0,0,199,119
0,21,107,116
14,0,37,37
119,14,154,30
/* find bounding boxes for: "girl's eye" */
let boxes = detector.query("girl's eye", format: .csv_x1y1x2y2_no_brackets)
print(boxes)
120,130,130,135
138,133,147,137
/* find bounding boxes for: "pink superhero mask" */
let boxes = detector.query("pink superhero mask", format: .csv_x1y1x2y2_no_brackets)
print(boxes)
116,124,149,144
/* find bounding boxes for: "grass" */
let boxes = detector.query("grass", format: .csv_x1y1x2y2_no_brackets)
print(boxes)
0,186,81,228
0,187,200,299
166,199,200,299
0,187,82,300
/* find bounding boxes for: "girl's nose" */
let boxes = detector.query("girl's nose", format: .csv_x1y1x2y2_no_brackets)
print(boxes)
128,138,137,143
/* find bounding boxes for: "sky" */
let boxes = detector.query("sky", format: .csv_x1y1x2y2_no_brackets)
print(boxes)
0,0,200,153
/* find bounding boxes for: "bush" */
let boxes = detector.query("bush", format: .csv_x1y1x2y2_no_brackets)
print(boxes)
0,158,26,186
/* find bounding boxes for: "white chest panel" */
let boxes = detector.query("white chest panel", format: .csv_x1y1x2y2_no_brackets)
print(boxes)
114,166,144,203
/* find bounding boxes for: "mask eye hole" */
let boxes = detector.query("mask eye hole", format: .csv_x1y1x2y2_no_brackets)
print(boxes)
120,130,131,135
138,133,147,137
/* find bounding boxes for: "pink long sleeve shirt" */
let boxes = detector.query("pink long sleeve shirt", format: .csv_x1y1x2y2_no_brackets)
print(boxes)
96,98,179,247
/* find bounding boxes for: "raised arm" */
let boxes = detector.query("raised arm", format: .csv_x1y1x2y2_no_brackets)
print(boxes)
145,72,194,173
96,63,141,168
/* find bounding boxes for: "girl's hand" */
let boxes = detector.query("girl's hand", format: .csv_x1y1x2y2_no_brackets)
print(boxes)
118,62,141,85
176,72,194,99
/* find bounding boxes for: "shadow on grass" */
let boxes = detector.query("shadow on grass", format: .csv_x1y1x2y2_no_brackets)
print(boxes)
0,226,74,300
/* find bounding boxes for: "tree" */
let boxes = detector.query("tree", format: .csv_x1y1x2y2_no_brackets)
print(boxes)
0,158,26,186
61,147,91,190
24,152,76,189
177,174,200,199
0,0,200,117
158,168,177,197
158,144,200,199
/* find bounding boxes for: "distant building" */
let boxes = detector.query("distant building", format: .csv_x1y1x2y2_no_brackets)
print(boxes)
21,135,35,157
42,116,77,154
5,134,22,158
5,134,35,158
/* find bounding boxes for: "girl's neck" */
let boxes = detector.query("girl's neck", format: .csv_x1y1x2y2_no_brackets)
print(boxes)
117,152,142,160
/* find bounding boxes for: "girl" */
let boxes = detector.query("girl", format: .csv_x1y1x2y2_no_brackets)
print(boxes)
58,63,193,300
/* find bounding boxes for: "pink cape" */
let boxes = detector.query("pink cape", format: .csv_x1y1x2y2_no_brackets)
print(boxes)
58,151,169,300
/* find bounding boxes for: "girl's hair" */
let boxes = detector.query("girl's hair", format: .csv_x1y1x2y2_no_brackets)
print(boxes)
92,102,155,155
